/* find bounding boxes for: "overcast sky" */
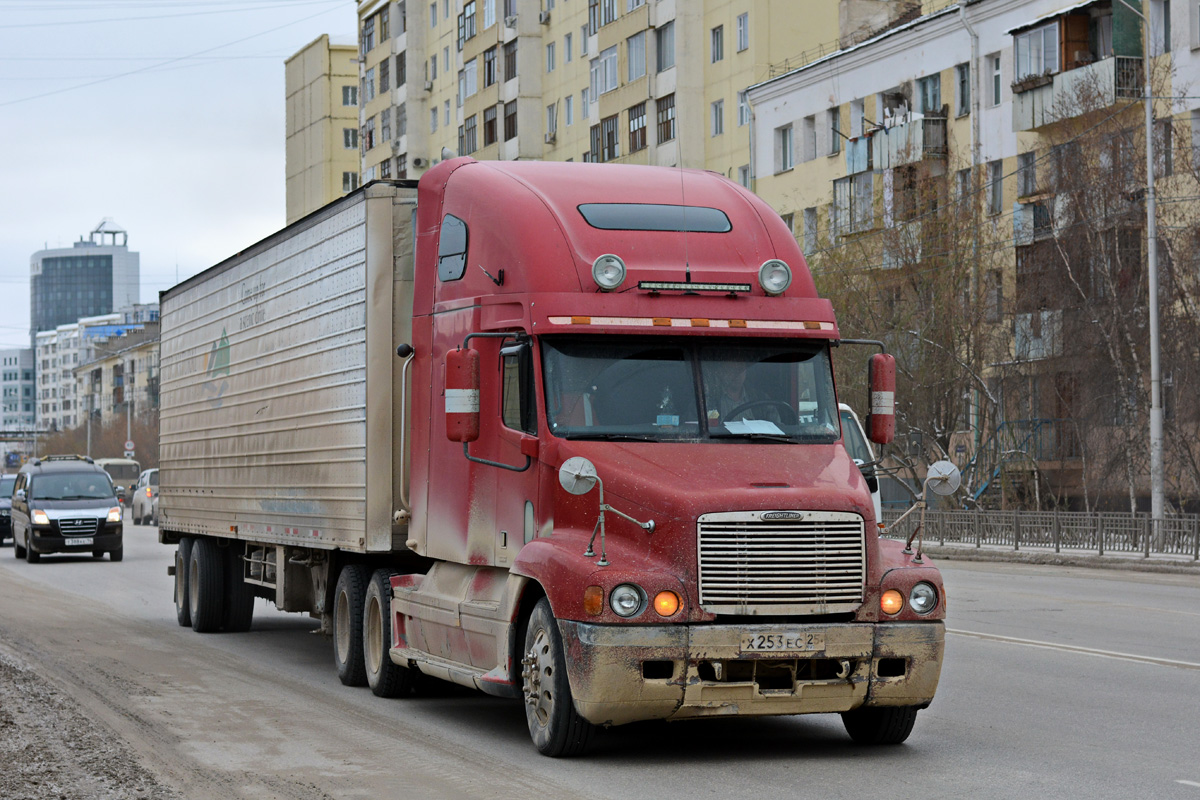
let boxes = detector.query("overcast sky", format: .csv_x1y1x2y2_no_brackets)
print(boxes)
0,0,356,349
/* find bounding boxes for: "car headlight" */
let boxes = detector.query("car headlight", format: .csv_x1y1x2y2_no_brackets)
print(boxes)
909,582,938,614
609,584,645,617
107,507,122,523
32,510,50,526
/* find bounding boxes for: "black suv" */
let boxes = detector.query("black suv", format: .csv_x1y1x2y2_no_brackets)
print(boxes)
0,473,14,544
11,455,123,562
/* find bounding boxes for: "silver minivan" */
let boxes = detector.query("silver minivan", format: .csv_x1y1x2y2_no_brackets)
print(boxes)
11,455,123,562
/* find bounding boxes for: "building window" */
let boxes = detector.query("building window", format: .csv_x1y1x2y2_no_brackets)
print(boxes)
711,25,723,62
380,58,391,93
738,91,750,127
737,164,750,187
988,159,1003,215
397,52,406,86
381,158,392,179
363,115,376,150
1017,151,1036,196
581,24,590,54
656,21,674,71
464,58,477,97
803,115,816,161
380,8,390,39
803,207,818,252
430,55,437,81
343,172,359,192
504,100,518,140
484,105,498,146
344,128,358,149
504,40,518,81
445,99,450,127
989,54,1001,106
601,0,616,25
597,46,617,94
711,99,724,136
776,124,793,173
484,0,494,29
546,41,556,73
565,33,573,63
1014,23,1059,80
601,113,619,160
431,107,438,132
828,108,840,155
737,13,749,52
484,46,497,86
430,1,437,27
627,31,646,81
463,114,478,154
916,74,940,114
628,102,646,152
547,103,558,138
656,93,675,143
362,15,376,55
342,85,357,106
627,0,644,9
566,94,574,125
588,0,599,35
381,107,392,141
955,63,970,115
463,1,476,40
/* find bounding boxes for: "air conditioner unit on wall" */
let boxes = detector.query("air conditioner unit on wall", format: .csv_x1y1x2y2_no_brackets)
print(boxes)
423,80,433,91
412,156,428,168
539,9,550,24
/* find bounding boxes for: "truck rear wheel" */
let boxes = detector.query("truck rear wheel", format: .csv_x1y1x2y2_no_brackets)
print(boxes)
175,538,193,627
364,569,414,698
333,564,370,687
189,537,225,633
841,705,919,745
222,541,255,632
521,598,594,757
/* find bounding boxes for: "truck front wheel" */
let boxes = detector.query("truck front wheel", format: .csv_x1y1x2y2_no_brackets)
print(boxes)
333,564,370,687
521,598,595,757
364,569,414,697
175,538,193,627
841,705,919,745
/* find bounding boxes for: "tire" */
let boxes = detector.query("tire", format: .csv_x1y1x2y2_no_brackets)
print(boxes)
521,597,595,757
175,537,193,627
25,538,39,563
14,531,25,559
222,541,255,633
841,705,920,745
109,546,123,562
333,564,370,687
189,537,225,633
364,569,414,698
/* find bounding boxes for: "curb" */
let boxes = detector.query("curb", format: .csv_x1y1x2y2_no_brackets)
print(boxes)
920,545,1200,576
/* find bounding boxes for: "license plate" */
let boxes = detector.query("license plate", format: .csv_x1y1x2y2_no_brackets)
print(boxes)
741,631,826,653
64,537,94,546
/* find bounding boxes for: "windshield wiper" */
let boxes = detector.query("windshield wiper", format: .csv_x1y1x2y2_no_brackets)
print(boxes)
709,432,797,443
564,432,660,442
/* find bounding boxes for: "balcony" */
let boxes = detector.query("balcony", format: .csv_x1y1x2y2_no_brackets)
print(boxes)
1013,56,1142,131
875,115,946,170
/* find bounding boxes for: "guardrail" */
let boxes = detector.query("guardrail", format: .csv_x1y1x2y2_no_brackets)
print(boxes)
881,508,1200,560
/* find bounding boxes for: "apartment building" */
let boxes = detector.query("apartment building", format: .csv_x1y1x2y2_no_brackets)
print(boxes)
748,0,1200,509
353,0,841,181
286,35,363,224
0,349,35,433
74,323,161,429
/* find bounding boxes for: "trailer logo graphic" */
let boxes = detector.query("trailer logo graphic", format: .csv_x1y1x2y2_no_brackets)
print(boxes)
202,328,231,408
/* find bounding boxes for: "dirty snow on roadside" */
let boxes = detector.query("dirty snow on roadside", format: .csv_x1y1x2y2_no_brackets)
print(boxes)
0,651,179,800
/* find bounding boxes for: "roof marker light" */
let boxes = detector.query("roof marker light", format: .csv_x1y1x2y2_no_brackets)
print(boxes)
758,259,792,296
592,254,626,291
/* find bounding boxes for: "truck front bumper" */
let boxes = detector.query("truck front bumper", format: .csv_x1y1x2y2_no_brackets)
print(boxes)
558,620,944,727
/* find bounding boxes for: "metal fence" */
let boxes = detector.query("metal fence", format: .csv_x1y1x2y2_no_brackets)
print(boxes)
881,508,1200,560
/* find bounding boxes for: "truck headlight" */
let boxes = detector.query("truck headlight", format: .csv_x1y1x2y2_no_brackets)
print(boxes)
609,584,645,617
592,254,626,291
909,582,938,614
758,259,792,295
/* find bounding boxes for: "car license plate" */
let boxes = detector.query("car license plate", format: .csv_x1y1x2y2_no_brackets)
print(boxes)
741,632,825,653
64,537,94,546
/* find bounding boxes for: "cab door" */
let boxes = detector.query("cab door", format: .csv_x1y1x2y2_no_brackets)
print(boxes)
492,340,542,567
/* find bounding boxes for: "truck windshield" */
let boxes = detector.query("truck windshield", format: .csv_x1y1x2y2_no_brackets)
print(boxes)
542,336,839,443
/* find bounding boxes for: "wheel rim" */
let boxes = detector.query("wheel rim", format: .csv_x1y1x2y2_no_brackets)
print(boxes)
335,590,351,664
366,595,383,676
521,623,555,728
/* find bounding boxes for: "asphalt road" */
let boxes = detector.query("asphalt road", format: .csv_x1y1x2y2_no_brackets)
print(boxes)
1,521,1198,800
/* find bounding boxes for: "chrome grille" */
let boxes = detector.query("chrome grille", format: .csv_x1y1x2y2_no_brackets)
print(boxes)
56,518,100,537
697,511,865,613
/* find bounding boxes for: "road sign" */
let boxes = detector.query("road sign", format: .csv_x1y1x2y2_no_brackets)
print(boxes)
124,440,135,451
124,450,135,458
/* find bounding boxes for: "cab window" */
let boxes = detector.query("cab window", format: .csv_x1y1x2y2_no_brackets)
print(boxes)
501,342,536,434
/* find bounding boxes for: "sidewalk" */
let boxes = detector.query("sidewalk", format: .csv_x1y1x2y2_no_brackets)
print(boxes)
916,540,1200,575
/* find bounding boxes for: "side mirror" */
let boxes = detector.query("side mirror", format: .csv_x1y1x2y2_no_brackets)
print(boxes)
866,353,895,445
445,348,481,443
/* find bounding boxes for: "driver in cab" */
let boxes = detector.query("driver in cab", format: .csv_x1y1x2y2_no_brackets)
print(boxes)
705,360,783,424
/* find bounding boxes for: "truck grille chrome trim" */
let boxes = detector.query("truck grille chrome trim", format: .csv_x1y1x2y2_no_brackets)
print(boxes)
697,511,865,614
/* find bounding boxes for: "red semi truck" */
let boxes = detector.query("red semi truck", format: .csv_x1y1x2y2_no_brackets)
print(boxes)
160,159,944,756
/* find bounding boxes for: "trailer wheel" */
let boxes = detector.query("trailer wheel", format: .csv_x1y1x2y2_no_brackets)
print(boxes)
521,597,594,757
189,537,225,633
175,537,193,627
841,705,919,745
222,541,255,632
364,569,414,698
333,564,370,687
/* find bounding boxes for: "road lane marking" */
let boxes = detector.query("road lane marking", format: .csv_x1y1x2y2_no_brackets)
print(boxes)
1177,780,1200,788
947,628,1200,672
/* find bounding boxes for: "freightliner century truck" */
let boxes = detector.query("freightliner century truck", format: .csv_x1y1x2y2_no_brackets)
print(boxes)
159,159,945,756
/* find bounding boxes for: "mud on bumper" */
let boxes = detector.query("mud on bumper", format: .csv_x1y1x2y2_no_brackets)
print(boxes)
558,620,944,727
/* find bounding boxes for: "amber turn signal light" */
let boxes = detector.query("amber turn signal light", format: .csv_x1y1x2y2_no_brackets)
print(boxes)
880,589,904,615
584,585,604,616
653,591,681,617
